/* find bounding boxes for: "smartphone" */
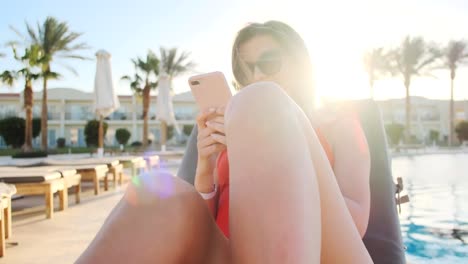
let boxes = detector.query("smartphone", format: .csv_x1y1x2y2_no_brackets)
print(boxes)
188,71,232,112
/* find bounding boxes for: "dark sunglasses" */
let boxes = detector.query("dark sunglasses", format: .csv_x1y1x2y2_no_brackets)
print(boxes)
244,50,283,76
236,50,283,85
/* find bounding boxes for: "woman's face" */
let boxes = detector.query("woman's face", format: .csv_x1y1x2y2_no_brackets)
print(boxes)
237,34,296,94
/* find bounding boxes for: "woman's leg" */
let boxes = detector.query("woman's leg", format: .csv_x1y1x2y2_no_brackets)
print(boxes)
225,82,321,263
225,82,372,264
76,170,230,264
294,99,373,263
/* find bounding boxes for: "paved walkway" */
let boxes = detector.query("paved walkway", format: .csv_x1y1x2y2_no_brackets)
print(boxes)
0,159,181,263
1,186,125,263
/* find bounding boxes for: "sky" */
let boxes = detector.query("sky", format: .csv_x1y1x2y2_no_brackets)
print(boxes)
1,0,468,102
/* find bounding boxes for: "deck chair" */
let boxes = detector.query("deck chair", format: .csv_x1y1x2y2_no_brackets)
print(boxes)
43,158,124,188
0,182,16,257
0,168,67,219
178,99,406,264
13,161,110,196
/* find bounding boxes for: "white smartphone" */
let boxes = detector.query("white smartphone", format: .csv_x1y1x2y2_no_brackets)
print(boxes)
188,71,232,112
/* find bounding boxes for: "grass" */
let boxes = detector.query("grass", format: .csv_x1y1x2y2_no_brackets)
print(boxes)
0,143,186,157
0,146,134,157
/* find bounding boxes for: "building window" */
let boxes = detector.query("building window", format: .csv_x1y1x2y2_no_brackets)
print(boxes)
48,129,57,147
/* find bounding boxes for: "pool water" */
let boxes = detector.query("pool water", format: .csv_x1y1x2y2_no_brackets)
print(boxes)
392,153,468,263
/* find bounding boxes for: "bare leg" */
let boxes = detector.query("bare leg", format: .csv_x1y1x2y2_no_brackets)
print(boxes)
225,82,372,263
76,170,230,264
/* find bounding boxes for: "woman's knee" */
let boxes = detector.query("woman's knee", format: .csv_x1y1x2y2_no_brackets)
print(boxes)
228,81,289,112
225,81,300,135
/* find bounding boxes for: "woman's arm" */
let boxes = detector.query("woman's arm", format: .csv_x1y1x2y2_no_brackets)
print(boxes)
195,167,218,217
329,114,371,238
195,107,226,218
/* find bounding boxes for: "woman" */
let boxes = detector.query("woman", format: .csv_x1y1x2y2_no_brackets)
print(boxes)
77,21,373,264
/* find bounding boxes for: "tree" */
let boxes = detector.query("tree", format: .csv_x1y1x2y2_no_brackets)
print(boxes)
439,40,468,146
122,50,159,147
159,47,196,77
115,128,131,145
1,44,46,151
428,130,440,145
363,48,390,99
455,121,468,142
183,124,194,136
12,16,89,150
84,120,108,147
387,36,440,143
385,123,405,147
0,117,41,148
158,47,195,147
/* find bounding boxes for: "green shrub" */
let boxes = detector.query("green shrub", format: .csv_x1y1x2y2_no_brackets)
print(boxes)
183,124,194,136
167,125,175,140
56,137,66,148
385,123,404,146
12,150,48,158
0,117,42,148
455,121,468,142
0,117,24,148
84,120,108,147
131,141,142,147
32,118,41,138
428,130,439,144
115,128,131,145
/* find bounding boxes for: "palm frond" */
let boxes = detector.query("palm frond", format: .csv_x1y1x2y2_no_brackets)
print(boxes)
55,61,78,76
121,75,132,81
121,73,144,95
43,71,60,80
9,25,26,42
131,87,143,97
159,47,194,77
26,21,39,43
149,81,158,89
416,56,439,72
57,53,92,60
0,70,17,86
4,41,19,48
130,51,159,80
21,16,89,77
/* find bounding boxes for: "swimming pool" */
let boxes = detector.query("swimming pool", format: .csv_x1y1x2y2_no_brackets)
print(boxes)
392,153,468,263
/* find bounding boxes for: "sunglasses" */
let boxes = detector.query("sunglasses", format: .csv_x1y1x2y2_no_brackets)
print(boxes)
236,49,284,85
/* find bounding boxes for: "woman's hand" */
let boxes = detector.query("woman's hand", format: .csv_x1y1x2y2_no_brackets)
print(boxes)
195,107,226,193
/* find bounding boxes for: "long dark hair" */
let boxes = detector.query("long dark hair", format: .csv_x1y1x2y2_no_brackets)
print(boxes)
231,20,315,109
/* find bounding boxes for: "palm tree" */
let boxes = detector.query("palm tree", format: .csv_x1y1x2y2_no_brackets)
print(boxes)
363,48,390,99
159,47,195,77
12,16,89,150
440,40,468,146
122,50,159,147
158,47,195,148
1,44,48,151
387,36,441,143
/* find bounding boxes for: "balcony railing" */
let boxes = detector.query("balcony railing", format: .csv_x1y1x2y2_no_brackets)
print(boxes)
65,112,94,120
47,112,61,120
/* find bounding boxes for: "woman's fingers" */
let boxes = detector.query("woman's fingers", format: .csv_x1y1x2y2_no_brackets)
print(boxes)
206,121,225,134
215,106,226,115
208,115,224,124
196,108,217,129
211,133,226,145
198,141,226,157
198,134,217,148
